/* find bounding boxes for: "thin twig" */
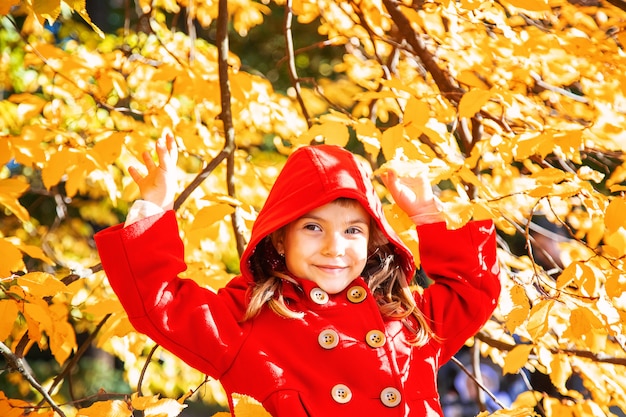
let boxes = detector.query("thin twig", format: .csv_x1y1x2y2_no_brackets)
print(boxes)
284,0,312,128
39,313,112,406
475,331,626,366
216,0,246,257
137,344,159,396
0,341,67,417
450,355,507,410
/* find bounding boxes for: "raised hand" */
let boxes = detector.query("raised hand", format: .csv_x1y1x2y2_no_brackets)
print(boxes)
379,165,444,224
128,130,178,210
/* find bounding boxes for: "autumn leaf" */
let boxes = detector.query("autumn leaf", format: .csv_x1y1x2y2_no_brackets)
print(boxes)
604,196,626,234
0,0,20,15
403,97,429,130
476,407,538,416
0,300,19,341
505,285,530,333
503,343,534,375
17,272,66,298
0,239,24,277
131,394,187,417
228,393,272,417
191,204,236,230
0,178,30,222
549,354,572,395
76,400,132,417
502,0,550,12
16,244,54,266
458,88,492,119
526,299,555,341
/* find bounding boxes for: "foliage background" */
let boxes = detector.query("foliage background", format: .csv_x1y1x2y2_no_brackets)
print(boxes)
2,0,626,416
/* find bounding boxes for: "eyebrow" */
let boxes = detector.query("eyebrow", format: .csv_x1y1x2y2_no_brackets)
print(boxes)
299,214,370,226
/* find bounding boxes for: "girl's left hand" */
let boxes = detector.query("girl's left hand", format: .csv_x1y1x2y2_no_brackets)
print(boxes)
379,167,444,223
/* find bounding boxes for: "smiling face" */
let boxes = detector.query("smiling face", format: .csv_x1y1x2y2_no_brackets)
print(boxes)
272,199,371,294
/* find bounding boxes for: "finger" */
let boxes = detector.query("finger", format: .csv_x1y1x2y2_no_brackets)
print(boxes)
379,168,400,192
155,138,174,171
142,151,156,170
164,133,178,165
128,166,143,183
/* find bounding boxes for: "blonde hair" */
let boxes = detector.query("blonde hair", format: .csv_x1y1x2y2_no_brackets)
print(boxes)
243,199,436,346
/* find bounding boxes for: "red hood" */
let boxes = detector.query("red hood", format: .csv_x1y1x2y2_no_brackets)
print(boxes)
239,145,416,282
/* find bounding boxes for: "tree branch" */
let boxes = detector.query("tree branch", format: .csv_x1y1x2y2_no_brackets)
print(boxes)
284,0,312,128
0,341,67,417
476,331,626,366
39,314,112,407
381,0,459,97
216,0,246,257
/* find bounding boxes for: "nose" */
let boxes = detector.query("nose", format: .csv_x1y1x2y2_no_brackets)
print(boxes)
323,233,346,257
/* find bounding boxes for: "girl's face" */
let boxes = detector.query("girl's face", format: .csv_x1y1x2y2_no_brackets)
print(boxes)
273,200,370,294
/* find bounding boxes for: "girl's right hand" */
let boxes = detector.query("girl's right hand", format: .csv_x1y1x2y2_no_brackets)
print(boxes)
128,130,178,210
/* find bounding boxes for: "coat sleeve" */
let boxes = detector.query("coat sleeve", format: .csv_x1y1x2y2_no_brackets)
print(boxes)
94,211,247,378
415,219,501,363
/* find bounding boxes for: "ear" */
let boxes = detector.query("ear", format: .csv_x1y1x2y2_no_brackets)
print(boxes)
270,230,285,255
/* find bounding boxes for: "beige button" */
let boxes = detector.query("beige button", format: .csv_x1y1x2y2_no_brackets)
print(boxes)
380,387,401,407
366,330,386,348
347,285,367,303
331,384,352,404
310,287,329,305
318,329,339,349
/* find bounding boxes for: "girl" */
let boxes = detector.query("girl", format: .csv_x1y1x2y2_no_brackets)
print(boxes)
94,133,501,417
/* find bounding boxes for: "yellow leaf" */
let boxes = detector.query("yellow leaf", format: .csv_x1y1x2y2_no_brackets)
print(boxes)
549,355,571,395
231,393,272,417
64,0,104,37
506,285,530,333
503,343,534,375
526,299,554,341
403,97,429,130
76,400,132,417
0,300,19,341
191,204,236,230
478,407,538,416
0,136,11,166
49,319,76,364
442,200,473,230
530,168,570,185
23,303,53,333
132,394,187,417
458,88,492,119
82,300,124,317
502,0,550,12
0,239,25,277
91,132,126,167
457,70,490,89
0,0,20,15
604,197,626,234
0,178,30,222
510,391,541,408
355,119,381,158
16,244,54,266
30,0,61,24
380,126,421,161
605,271,626,299
42,147,78,189
10,93,47,122
17,272,65,298
604,227,626,258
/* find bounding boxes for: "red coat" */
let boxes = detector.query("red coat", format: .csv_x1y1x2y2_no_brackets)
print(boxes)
95,145,500,416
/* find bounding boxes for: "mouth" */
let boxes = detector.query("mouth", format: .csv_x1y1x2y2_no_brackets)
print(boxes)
315,265,348,274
